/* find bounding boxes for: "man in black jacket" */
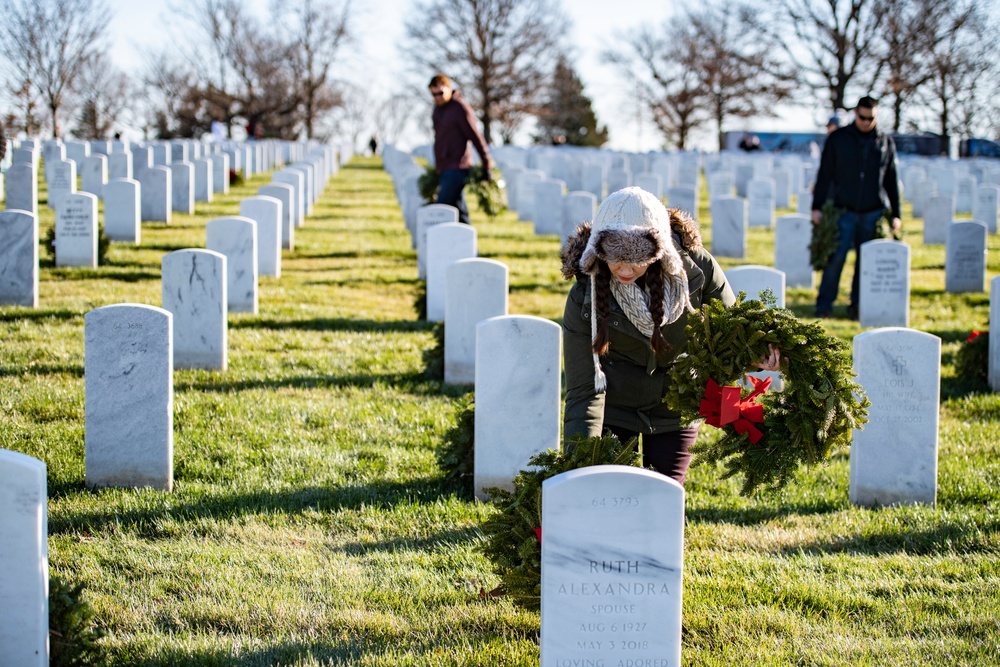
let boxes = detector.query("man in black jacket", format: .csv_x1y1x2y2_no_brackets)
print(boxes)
811,96,901,319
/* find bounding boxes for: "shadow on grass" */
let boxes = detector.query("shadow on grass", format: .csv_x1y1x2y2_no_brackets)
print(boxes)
108,631,537,667
0,308,80,322
0,363,83,378
778,518,1000,557
686,499,844,526
229,317,433,334
174,370,442,395
49,478,463,537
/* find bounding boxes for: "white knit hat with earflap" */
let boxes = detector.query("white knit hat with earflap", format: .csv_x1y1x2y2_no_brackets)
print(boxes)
582,187,692,391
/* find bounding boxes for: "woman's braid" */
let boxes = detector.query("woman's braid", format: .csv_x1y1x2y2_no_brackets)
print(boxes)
593,263,613,355
645,262,671,358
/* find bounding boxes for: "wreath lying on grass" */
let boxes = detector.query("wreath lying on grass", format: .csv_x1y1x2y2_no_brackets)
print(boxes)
664,292,870,495
418,164,507,217
479,434,642,610
956,330,989,389
809,201,898,270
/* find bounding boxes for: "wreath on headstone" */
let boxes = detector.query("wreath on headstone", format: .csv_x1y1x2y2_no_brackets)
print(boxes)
809,201,898,270
478,434,642,610
664,292,870,495
418,164,507,217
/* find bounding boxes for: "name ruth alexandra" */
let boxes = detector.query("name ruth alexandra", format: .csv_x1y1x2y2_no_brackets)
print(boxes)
556,582,671,596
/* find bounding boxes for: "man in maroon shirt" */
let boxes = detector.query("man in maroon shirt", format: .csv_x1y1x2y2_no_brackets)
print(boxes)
428,74,492,224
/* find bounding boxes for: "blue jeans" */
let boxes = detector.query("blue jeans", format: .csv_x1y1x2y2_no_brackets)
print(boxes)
815,209,882,314
436,168,471,224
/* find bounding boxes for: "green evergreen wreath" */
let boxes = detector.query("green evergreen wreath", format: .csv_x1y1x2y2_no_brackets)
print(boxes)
955,330,989,389
809,201,898,271
418,164,506,217
664,293,870,495
479,434,642,610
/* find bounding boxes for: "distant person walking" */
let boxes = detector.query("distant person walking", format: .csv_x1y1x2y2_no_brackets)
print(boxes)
0,117,6,165
428,73,492,225
811,96,901,319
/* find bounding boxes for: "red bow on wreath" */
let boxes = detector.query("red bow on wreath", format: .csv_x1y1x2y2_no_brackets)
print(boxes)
699,376,771,444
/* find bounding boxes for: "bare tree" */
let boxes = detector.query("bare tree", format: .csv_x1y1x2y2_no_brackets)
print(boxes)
0,0,112,138
375,93,420,147
603,26,706,149
74,52,132,139
756,0,889,111
685,3,795,151
400,0,567,145
920,3,996,150
273,0,353,140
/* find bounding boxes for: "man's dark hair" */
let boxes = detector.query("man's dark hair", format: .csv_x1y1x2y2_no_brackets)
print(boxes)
428,74,451,88
856,96,879,110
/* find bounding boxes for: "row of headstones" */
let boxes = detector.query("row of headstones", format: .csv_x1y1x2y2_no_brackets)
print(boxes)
910,189,1000,240
901,158,1000,211
0,144,335,306
0,319,957,666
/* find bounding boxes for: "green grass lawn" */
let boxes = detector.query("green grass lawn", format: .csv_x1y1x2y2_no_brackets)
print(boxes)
2,155,999,666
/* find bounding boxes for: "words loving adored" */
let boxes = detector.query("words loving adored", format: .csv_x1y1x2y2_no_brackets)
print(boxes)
540,466,684,667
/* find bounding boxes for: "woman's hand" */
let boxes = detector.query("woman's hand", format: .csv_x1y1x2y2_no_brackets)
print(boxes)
754,344,782,372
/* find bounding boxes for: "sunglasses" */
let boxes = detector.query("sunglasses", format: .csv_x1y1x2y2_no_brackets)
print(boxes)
431,91,445,97
856,112,875,121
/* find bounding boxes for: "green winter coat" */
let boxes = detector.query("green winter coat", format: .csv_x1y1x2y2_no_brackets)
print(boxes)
561,214,736,442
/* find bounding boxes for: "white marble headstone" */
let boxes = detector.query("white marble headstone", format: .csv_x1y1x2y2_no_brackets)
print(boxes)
858,240,910,327
426,222,477,322
634,173,663,199
851,328,940,507
774,214,813,288
5,163,38,216
416,204,460,279
171,161,195,214
258,183,295,250
193,157,213,203
47,158,76,210
444,258,508,385
923,196,954,245
272,169,304,227
667,186,697,217
0,449,49,666
103,178,141,244
541,465,683,667
211,154,230,194
240,196,282,278
534,179,567,235
990,276,1000,392
108,150,133,181
945,220,987,293
606,170,631,198
85,304,174,491
162,249,228,370
973,184,999,233
516,170,545,222
709,196,747,258
80,154,107,197
747,178,776,227
55,192,98,268
140,165,172,223
725,265,785,307
0,210,39,307
206,216,258,314
580,163,604,200
474,315,561,499
562,191,597,243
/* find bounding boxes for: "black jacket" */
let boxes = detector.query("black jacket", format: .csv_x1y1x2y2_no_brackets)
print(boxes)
812,123,901,219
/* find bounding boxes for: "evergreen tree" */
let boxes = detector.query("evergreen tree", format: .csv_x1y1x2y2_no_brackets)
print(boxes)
535,55,608,147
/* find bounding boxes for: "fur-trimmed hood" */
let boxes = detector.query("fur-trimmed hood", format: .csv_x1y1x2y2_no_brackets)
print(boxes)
560,205,704,280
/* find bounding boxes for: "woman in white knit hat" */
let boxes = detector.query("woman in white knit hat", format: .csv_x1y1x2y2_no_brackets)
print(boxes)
560,187,778,484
